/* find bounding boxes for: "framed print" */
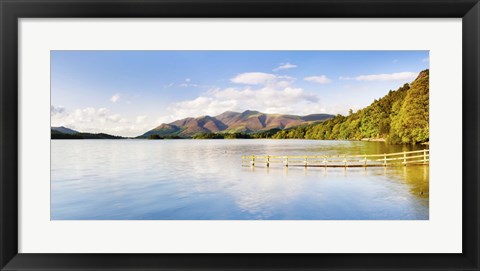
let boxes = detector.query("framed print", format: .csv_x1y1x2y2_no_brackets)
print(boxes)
1,0,479,270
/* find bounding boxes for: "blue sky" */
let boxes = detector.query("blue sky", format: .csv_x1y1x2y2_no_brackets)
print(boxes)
51,50,429,137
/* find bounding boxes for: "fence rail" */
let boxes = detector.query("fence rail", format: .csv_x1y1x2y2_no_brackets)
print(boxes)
241,149,429,168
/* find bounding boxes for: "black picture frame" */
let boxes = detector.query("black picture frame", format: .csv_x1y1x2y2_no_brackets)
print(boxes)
1,0,479,270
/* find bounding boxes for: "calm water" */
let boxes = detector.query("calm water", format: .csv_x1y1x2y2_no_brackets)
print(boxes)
51,139,429,220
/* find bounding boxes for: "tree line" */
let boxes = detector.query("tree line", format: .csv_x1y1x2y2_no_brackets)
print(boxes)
272,69,429,144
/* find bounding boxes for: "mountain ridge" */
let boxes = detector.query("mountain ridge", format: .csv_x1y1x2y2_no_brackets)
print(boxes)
141,110,334,138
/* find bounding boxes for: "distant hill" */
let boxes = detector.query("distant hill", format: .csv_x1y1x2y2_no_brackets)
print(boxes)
141,111,334,138
51,128,124,139
52,126,78,134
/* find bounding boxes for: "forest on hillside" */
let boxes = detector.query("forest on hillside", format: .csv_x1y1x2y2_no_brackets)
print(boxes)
271,69,429,144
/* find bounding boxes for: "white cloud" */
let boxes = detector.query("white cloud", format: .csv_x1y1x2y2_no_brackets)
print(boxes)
158,79,321,122
51,105,65,114
340,72,418,82
422,57,430,63
231,72,278,85
148,71,330,123
179,83,199,88
273,62,297,71
136,115,147,123
304,75,332,84
51,106,155,137
230,72,296,89
110,93,120,103
164,79,205,88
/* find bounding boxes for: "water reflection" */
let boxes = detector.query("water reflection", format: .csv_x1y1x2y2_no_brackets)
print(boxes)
51,139,429,220
242,163,429,201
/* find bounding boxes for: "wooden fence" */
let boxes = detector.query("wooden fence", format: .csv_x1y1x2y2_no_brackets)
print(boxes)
241,149,429,168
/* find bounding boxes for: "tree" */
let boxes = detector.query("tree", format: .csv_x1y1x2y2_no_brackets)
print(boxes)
390,70,429,144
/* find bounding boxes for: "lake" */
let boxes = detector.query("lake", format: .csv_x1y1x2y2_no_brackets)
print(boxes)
51,139,429,220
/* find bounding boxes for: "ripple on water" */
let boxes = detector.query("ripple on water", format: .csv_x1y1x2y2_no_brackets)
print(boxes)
51,139,429,220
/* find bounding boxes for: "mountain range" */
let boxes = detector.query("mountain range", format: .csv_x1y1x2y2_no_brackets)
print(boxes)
141,110,334,138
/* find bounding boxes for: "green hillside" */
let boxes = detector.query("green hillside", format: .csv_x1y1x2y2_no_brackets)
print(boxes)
272,69,429,144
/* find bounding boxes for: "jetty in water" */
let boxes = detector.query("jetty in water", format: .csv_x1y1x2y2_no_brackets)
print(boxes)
242,149,429,168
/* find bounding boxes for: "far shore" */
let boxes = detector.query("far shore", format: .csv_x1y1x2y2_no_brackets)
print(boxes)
361,138,386,142
51,137,429,146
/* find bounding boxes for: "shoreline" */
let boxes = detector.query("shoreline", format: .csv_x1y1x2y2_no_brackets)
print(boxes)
51,137,430,146
361,138,386,142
